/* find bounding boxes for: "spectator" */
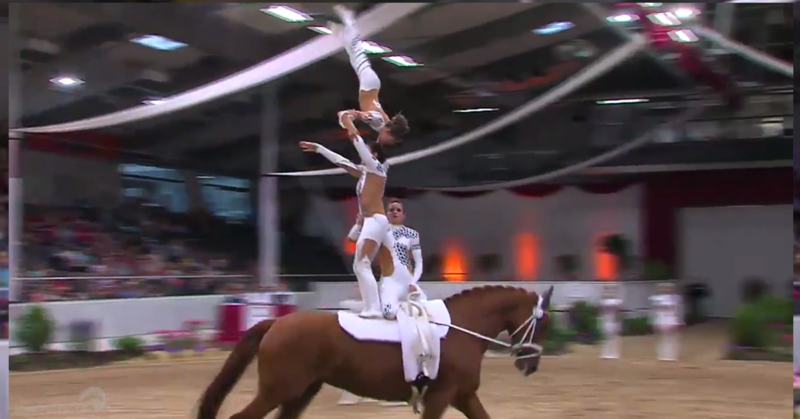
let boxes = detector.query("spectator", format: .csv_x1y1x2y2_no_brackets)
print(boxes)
17,198,256,302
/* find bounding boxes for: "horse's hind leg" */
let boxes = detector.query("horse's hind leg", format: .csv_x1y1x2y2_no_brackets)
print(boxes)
275,381,323,419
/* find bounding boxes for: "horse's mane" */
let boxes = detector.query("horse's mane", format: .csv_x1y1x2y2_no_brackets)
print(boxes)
444,285,532,304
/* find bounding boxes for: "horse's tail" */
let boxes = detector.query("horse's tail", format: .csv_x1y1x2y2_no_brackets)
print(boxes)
197,319,275,419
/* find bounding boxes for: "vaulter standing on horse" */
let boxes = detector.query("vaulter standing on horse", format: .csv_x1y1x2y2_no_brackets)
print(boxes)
338,197,434,406
197,285,554,419
299,5,409,320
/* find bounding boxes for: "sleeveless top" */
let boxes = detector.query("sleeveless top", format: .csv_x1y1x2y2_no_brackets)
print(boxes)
389,225,420,273
355,163,388,216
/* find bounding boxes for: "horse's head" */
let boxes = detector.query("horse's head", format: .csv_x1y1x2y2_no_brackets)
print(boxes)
505,285,553,376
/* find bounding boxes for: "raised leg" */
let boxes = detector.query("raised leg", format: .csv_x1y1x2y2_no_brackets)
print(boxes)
333,4,380,93
276,381,323,419
452,393,491,419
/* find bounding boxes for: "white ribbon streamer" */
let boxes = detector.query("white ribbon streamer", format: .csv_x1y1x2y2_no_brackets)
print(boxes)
423,103,705,192
270,36,647,177
691,25,793,78
12,3,429,134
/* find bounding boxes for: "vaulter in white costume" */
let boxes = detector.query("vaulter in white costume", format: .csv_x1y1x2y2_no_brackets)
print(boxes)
649,282,683,361
300,134,390,319
330,4,409,143
599,284,623,360
382,199,437,401
336,199,436,411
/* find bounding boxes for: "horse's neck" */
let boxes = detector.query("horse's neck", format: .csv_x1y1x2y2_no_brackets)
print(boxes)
448,295,509,342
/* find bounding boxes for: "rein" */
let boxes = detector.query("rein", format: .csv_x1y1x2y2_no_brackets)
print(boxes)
431,294,546,359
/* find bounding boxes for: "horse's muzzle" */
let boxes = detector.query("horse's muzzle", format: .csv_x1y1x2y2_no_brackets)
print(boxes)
514,357,539,376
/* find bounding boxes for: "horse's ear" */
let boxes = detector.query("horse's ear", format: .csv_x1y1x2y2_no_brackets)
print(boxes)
541,286,554,310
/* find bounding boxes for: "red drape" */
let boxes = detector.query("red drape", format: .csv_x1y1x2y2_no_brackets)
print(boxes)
509,184,564,198
643,168,790,269
320,182,629,200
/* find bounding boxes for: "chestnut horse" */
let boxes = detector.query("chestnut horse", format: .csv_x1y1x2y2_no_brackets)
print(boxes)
197,285,554,419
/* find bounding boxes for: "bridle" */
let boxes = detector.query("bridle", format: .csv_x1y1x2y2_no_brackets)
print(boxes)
508,295,546,359
432,294,547,360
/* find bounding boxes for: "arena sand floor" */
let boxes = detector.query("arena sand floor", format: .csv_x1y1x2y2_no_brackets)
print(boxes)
10,323,788,419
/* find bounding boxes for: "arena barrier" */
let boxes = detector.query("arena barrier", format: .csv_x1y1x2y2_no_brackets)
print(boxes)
794,316,799,370
218,292,299,344
9,293,316,349
10,281,657,350
313,281,658,313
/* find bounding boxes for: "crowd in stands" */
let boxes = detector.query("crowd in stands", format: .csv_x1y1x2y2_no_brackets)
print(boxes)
14,197,268,302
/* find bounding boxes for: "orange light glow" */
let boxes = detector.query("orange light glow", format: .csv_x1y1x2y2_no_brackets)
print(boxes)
515,233,539,281
343,237,356,255
342,197,360,255
595,243,618,281
443,241,467,282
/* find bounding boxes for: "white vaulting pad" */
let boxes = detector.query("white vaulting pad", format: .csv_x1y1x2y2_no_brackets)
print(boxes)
338,299,451,343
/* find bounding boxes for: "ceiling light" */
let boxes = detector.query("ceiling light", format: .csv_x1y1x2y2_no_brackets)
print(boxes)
453,108,499,114
261,5,312,23
639,3,662,7
131,35,187,51
308,25,333,35
596,98,649,105
143,98,166,106
361,41,391,54
49,76,84,87
673,7,699,19
668,29,698,43
533,21,574,35
648,12,681,26
382,55,422,67
606,14,638,23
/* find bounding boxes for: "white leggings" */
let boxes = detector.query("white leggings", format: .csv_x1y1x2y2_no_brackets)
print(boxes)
340,15,381,92
380,269,413,320
353,214,389,313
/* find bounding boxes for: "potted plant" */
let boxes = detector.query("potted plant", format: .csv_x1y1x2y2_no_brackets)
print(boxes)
555,254,580,281
642,259,670,282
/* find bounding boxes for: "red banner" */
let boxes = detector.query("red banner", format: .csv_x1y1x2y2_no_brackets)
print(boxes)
25,132,120,160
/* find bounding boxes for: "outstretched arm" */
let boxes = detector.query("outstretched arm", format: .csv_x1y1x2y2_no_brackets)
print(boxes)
299,141,362,178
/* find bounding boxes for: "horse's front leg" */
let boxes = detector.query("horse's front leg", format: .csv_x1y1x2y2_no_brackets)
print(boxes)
420,385,456,419
452,392,491,419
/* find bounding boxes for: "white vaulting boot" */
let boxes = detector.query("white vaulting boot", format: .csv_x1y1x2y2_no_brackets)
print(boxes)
353,259,383,319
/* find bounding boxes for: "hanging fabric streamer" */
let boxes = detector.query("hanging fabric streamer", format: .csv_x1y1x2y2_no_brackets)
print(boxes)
11,3,428,134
